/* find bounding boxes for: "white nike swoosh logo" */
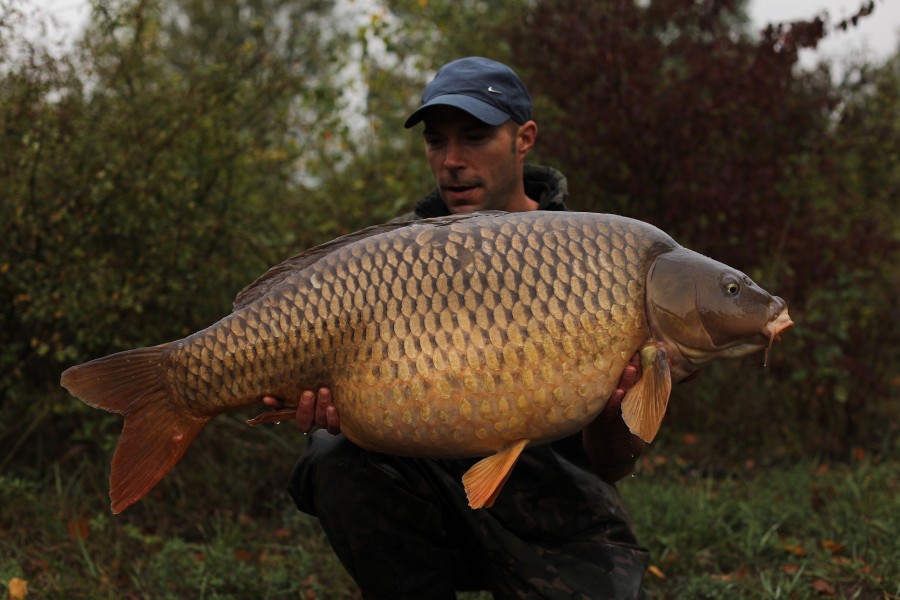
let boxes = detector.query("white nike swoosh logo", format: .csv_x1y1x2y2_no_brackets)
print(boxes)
487,86,502,94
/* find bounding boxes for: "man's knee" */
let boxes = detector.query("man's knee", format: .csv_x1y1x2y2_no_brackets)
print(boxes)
288,431,363,515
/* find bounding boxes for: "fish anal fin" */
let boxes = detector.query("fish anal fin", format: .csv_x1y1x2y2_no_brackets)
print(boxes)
621,343,672,443
462,439,530,509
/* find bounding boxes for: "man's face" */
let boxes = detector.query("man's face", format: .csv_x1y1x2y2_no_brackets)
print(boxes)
422,106,535,214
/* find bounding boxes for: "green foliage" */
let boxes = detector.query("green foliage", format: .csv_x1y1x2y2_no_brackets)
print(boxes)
2,0,308,388
0,0,386,469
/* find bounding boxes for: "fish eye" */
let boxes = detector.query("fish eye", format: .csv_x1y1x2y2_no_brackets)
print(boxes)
723,277,741,296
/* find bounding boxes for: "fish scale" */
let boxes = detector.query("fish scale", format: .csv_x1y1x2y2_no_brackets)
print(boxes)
61,210,793,512
163,213,658,457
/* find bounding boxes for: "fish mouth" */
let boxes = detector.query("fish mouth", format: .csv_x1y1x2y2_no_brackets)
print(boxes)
761,308,793,366
764,309,794,344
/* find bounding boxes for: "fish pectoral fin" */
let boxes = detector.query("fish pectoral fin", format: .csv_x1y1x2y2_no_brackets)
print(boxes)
621,343,672,443
462,439,530,510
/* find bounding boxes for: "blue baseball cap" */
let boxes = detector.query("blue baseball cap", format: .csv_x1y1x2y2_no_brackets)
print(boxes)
404,57,533,129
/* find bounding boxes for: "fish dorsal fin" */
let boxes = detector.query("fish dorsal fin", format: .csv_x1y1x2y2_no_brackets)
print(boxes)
621,343,673,443
232,212,504,311
232,220,416,311
462,439,530,509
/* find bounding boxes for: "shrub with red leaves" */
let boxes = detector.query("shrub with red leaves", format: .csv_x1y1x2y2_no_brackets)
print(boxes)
508,0,898,459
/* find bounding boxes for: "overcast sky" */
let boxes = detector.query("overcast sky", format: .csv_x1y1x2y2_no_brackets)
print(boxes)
22,0,900,67
749,0,899,66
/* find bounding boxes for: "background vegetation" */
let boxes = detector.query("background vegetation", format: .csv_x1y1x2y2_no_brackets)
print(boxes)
1,0,897,597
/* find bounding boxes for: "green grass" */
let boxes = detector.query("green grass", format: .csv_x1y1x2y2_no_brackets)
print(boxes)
0,416,360,599
1,415,897,599
620,456,899,599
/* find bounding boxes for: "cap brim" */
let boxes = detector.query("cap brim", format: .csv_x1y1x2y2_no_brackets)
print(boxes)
404,94,511,128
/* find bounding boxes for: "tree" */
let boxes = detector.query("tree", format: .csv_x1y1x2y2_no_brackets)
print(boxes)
507,0,897,458
0,0,529,466
0,0,342,468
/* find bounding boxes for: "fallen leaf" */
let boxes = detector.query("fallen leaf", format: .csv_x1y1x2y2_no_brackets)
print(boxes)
67,517,89,541
821,540,845,555
782,564,800,574
711,567,748,582
682,433,698,445
8,577,28,600
234,550,253,562
783,543,806,557
273,528,291,538
304,574,318,600
811,578,835,596
647,565,665,579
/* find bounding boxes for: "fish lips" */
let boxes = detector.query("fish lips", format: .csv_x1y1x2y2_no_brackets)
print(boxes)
762,303,794,348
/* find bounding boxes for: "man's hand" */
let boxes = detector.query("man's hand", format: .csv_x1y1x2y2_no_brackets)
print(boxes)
582,353,646,483
262,388,341,434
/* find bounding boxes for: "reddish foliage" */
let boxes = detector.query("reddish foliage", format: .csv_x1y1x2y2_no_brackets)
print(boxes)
507,0,898,457
512,0,837,275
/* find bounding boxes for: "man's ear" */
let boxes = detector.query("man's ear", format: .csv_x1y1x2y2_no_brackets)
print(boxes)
516,120,538,157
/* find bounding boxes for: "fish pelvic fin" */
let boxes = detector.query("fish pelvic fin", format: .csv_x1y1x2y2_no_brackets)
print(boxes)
621,343,673,443
60,345,209,514
462,439,530,509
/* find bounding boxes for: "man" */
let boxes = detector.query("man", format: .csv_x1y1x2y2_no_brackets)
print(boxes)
264,57,649,598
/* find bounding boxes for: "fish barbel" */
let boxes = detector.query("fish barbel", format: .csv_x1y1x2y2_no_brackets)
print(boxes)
61,211,793,513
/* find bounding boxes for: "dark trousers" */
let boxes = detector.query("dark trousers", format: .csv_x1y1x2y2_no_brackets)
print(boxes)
289,431,649,600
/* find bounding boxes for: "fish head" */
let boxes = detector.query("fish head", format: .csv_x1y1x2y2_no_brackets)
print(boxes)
645,248,793,381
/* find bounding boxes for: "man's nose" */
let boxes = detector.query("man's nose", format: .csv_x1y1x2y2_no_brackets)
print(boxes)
443,140,465,170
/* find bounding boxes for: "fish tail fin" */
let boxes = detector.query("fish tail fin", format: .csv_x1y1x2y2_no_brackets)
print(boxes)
462,439,530,509
61,345,209,514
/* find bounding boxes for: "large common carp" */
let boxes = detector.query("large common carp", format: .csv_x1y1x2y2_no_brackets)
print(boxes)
61,211,792,513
